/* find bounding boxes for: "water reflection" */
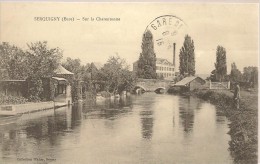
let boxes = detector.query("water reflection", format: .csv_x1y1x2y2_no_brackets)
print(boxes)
140,110,154,140
136,94,156,140
178,96,203,133
71,103,82,127
82,96,133,120
0,93,233,164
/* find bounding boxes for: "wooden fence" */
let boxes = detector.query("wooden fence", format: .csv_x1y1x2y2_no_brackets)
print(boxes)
209,81,230,90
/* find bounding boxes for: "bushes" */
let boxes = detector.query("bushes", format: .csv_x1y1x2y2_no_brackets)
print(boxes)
194,90,233,107
0,94,28,105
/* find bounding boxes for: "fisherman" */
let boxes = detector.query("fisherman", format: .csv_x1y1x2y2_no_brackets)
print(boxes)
233,82,241,109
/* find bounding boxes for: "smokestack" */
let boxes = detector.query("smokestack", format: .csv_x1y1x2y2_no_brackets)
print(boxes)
173,43,176,67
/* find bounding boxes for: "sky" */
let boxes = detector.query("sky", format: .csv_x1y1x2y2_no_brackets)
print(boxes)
0,2,259,74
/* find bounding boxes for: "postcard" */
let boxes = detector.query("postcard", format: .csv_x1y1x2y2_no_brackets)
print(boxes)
0,2,258,164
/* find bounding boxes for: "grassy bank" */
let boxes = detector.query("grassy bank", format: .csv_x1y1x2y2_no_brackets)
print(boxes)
193,89,257,164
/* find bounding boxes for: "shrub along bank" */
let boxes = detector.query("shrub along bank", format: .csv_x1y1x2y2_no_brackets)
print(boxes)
193,89,257,164
0,94,28,105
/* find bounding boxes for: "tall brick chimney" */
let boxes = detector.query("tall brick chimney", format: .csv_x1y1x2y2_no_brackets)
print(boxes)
173,43,176,75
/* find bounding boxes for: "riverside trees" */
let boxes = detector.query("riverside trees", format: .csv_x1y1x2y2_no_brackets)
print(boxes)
97,56,136,94
209,46,257,88
179,35,195,76
230,62,242,82
210,46,227,82
0,42,30,80
0,41,63,101
26,42,63,101
215,46,227,82
242,66,258,88
62,55,136,97
62,57,89,101
137,30,157,79
1,41,136,101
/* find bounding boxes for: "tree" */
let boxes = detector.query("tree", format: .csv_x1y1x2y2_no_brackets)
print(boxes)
0,42,29,79
26,41,62,78
26,41,63,101
62,57,83,80
85,63,101,96
86,63,100,81
243,66,258,88
179,35,195,76
62,57,87,101
215,46,227,82
0,41,62,101
98,55,136,94
209,69,217,82
230,62,242,82
137,30,157,79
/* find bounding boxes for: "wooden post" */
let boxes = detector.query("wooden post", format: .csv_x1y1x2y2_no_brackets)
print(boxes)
209,80,211,89
54,83,57,109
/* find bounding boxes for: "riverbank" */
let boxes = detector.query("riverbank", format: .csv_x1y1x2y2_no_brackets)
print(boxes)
193,89,257,163
0,101,69,114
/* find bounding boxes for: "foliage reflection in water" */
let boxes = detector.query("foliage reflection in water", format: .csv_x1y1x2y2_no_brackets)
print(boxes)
0,93,233,164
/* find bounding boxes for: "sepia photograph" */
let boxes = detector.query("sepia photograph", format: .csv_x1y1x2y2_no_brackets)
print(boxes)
0,1,259,164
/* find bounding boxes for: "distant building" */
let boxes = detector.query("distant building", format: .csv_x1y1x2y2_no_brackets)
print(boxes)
92,62,103,70
133,58,175,79
54,65,74,76
0,69,26,97
52,65,74,104
0,80,27,97
174,76,206,91
0,65,74,106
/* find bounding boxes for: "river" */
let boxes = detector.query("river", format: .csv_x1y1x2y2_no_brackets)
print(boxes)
0,93,233,164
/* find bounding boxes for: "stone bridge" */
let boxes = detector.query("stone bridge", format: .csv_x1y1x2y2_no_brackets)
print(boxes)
134,78,173,92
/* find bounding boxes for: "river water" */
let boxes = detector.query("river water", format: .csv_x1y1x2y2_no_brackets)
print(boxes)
0,93,233,164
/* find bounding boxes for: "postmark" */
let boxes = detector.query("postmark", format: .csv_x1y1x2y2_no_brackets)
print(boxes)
145,15,187,50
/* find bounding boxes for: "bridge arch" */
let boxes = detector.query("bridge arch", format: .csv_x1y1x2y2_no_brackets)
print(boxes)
154,87,166,94
134,85,146,91
133,85,146,94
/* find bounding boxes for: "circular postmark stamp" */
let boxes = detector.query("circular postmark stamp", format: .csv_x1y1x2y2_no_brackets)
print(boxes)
145,15,187,50
144,15,187,68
